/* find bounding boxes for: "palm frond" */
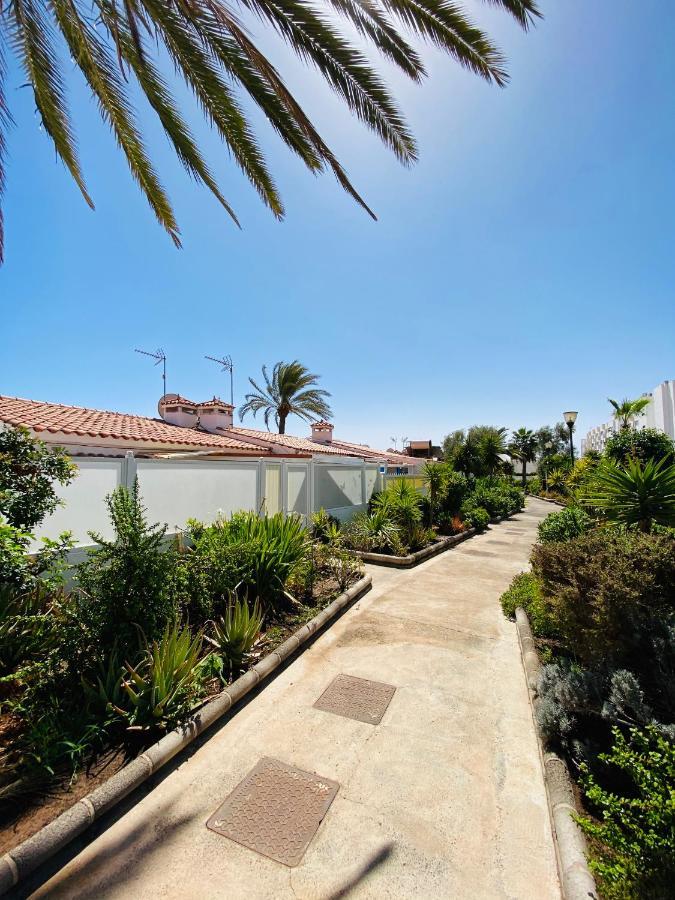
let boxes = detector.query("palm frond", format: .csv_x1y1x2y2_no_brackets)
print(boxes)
0,43,13,263
51,0,180,245
241,0,417,161
8,0,92,207
481,0,541,30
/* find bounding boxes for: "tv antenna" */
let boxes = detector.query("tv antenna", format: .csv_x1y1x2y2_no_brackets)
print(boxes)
390,436,409,452
135,347,166,396
205,354,234,407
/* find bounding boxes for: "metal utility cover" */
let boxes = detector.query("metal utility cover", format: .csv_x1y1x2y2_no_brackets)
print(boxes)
206,757,339,867
314,674,396,725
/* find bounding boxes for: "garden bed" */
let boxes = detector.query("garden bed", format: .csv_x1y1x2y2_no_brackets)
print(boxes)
353,512,517,568
0,574,372,893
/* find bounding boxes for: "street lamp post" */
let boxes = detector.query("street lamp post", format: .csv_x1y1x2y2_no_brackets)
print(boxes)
563,411,578,463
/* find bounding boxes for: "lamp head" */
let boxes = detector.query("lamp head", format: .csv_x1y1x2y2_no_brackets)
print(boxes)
563,410,578,427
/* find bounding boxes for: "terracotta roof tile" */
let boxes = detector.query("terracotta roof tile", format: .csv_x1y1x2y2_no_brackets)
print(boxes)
329,439,416,466
230,427,356,456
0,396,267,453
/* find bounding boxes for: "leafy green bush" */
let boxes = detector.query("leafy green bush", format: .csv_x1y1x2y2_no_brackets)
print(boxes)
440,471,472,516
532,530,675,668
77,481,179,655
499,572,554,637
0,426,75,529
604,427,675,466
537,506,592,543
577,726,675,900
528,476,543,495
461,505,489,531
372,479,423,547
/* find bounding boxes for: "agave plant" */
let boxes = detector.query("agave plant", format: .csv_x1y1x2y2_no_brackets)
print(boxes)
583,457,675,533
343,509,402,553
210,594,263,670
118,624,204,730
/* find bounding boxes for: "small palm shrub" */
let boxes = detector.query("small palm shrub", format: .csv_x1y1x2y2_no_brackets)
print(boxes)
422,462,446,524
577,726,675,900
309,508,340,543
499,572,554,637
77,482,179,655
537,506,592,544
371,479,425,549
211,595,263,671
583,457,675,533
116,625,204,730
342,509,402,555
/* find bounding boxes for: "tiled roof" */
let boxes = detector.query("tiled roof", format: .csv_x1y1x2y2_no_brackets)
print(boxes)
329,438,415,466
230,427,356,457
0,396,267,453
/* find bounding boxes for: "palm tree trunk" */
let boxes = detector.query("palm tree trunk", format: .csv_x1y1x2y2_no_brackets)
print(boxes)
521,461,527,489
278,413,286,435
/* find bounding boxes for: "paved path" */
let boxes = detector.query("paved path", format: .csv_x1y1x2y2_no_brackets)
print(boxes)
31,498,560,899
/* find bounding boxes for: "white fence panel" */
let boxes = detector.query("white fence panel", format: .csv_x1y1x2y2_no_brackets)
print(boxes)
135,459,259,530
32,458,124,548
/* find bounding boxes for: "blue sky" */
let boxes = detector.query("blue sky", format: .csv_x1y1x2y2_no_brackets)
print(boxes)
2,0,674,450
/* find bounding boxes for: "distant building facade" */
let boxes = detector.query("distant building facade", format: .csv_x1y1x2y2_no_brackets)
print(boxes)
581,380,675,455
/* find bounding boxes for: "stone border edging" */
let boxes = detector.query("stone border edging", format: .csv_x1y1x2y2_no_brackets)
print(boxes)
515,607,597,900
353,510,520,568
0,575,373,896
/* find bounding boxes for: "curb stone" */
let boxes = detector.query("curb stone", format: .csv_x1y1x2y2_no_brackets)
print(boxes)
0,575,373,896
515,607,597,900
354,509,521,568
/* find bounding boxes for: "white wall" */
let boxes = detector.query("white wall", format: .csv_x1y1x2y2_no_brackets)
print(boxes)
32,455,382,547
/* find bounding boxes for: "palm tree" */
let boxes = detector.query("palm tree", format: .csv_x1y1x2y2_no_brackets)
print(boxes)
509,428,537,488
608,397,651,430
239,360,331,434
477,428,508,476
583,457,675,533
0,0,541,260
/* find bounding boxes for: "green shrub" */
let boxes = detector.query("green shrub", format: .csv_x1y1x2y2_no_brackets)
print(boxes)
372,479,423,548
0,425,75,529
183,511,309,612
309,508,340,543
461,505,489,531
604,427,675,466
537,506,592,544
77,482,179,655
528,476,543,495
499,572,554,637
343,509,403,555
440,471,472,516
577,726,675,900
531,530,675,668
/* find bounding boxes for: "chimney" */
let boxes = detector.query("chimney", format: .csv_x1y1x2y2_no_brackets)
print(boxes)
196,397,234,432
311,420,333,444
158,394,198,429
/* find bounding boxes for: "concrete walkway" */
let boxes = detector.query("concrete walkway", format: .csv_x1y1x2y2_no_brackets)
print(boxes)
31,499,560,899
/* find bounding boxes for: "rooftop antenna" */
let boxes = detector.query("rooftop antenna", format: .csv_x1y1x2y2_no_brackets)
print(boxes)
135,347,166,396
205,354,234,407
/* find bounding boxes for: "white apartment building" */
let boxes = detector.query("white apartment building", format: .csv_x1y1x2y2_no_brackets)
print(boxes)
581,380,675,455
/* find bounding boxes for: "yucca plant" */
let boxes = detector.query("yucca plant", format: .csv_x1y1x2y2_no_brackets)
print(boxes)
117,624,204,730
0,0,541,260
372,478,423,547
422,462,446,525
583,457,675,533
343,509,401,553
210,594,263,670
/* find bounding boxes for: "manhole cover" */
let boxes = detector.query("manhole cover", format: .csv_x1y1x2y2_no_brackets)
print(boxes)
206,757,339,866
313,674,396,724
